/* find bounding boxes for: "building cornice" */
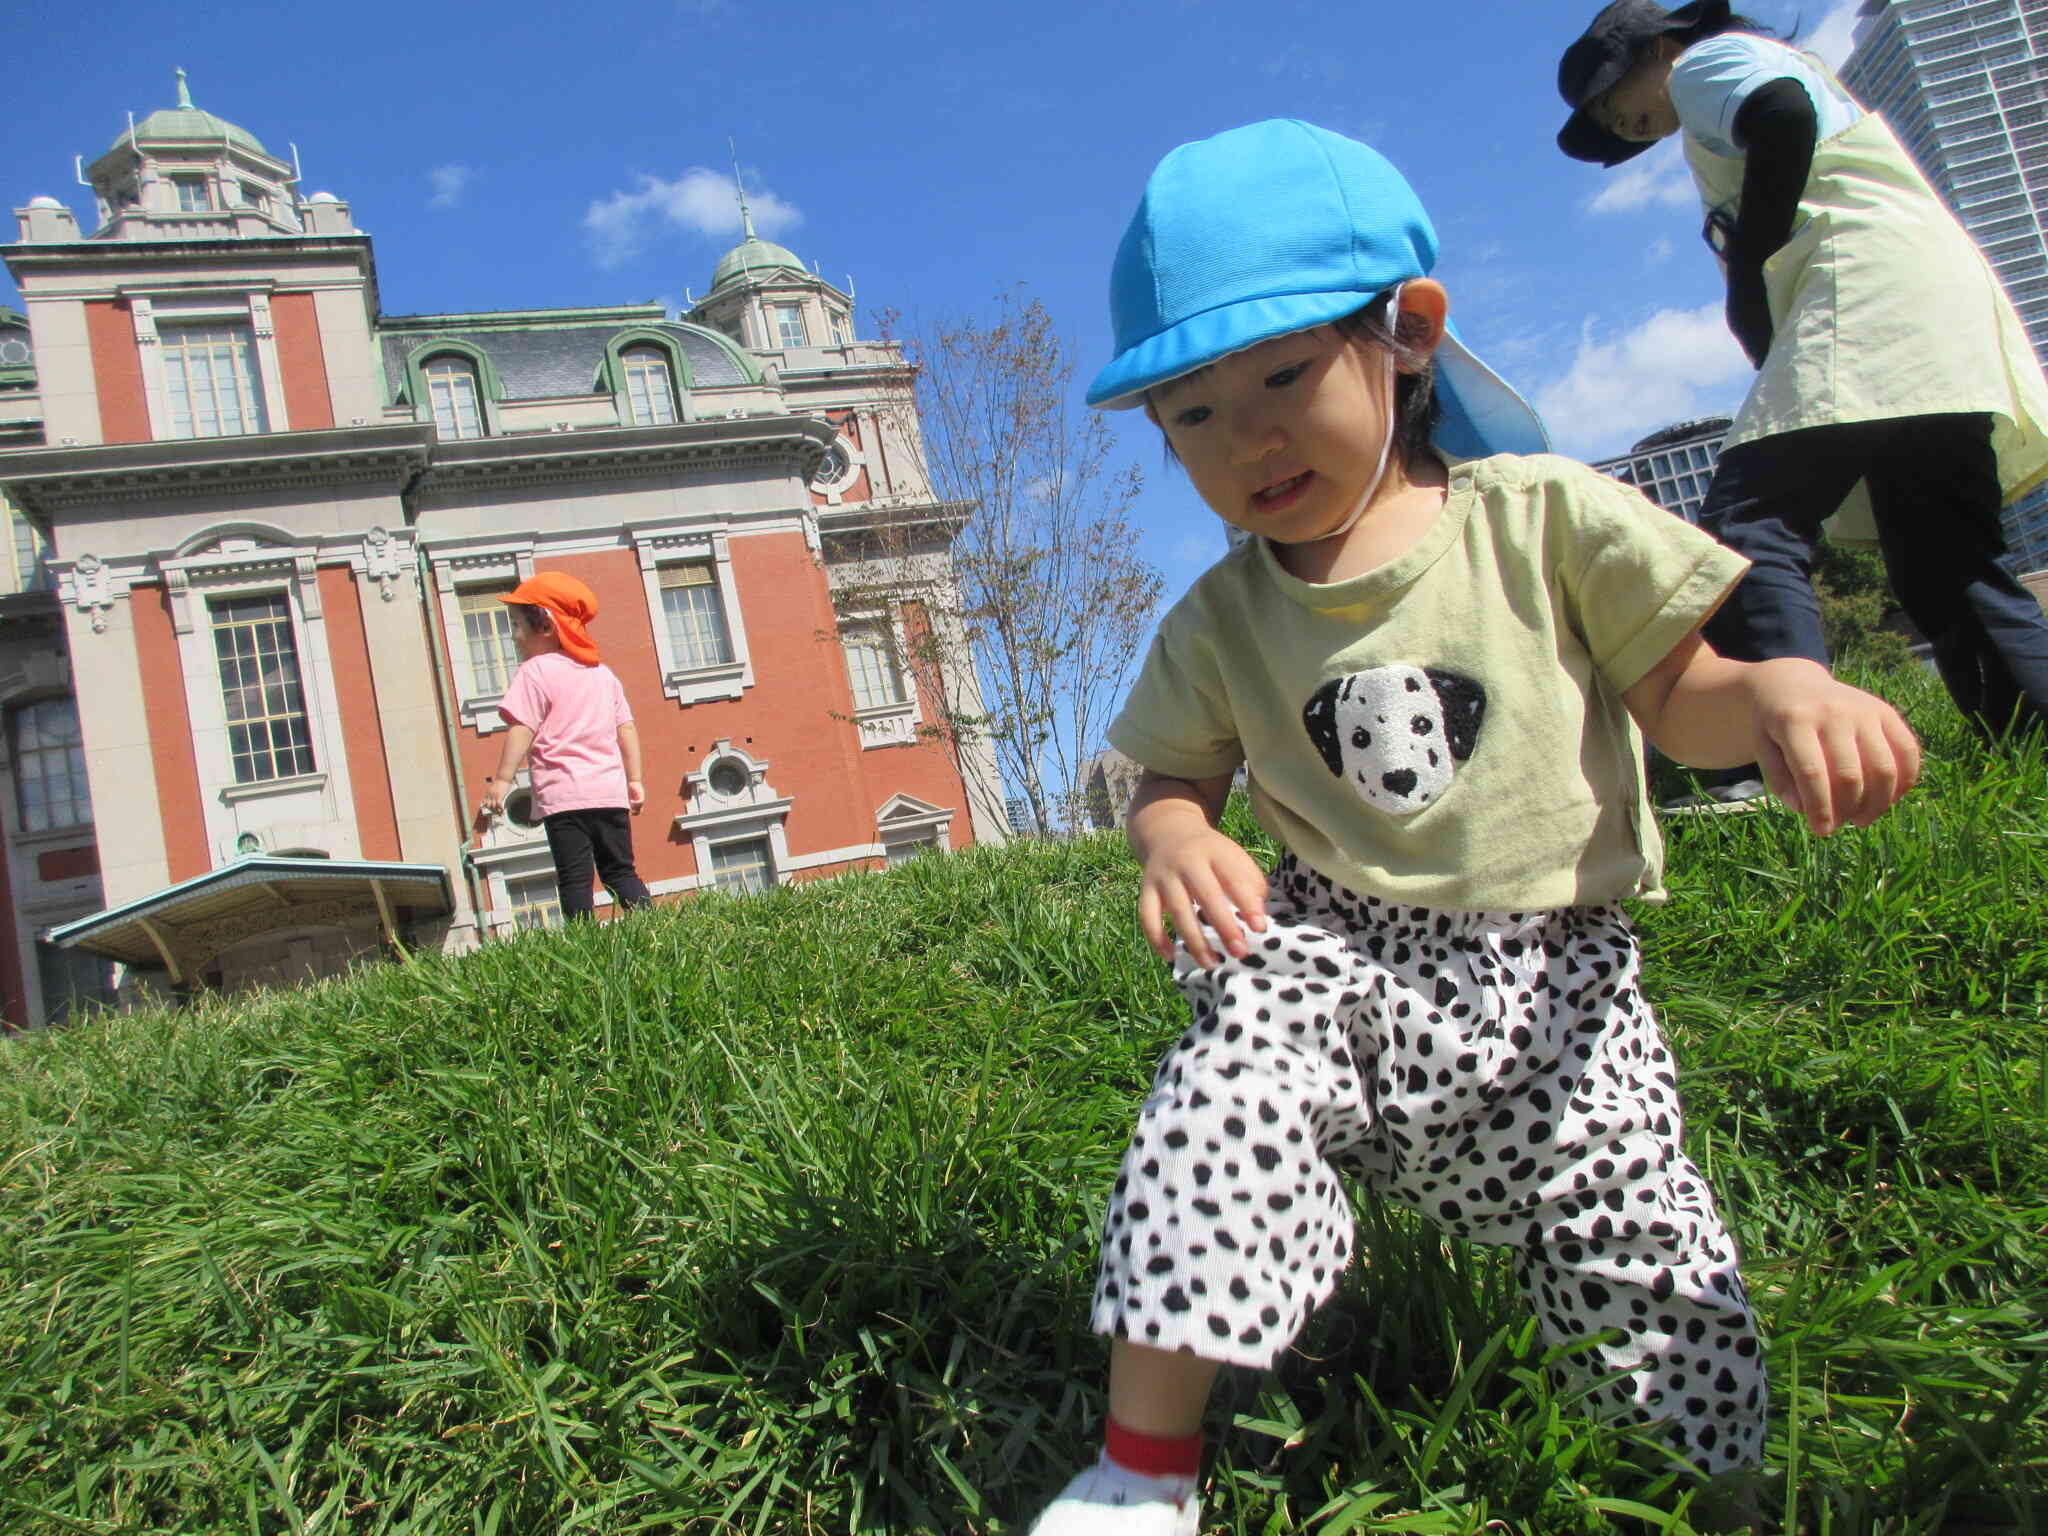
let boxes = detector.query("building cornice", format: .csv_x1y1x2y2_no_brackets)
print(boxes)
408,416,836,503
2,233,376,275
0,424,433,518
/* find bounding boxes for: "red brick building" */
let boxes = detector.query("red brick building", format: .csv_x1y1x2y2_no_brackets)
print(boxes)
0,78,1004,1026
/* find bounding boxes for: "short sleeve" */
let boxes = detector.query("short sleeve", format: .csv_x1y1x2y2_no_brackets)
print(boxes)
497,660,543,731
608,667,634,727
1555,471,1749,693
1108,616,1243,782
1671,35,1827,154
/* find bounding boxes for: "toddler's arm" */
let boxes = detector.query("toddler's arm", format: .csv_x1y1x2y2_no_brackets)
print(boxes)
480,723,537,817
1624,630,1921,836
617,721,645,813
1127,769,1269,969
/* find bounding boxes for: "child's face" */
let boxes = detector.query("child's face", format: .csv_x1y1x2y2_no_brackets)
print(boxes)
508,608,555,659
1148,309,1423,546
1594,41,1681,145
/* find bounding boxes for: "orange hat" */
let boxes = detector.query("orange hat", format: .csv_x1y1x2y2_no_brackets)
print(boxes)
500,572,602,665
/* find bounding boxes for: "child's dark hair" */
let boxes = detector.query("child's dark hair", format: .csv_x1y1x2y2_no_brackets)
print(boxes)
511,603,552,634
1331,291,1441,472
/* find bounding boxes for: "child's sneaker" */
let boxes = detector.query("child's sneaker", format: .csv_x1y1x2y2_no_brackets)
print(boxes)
1026,1457,1200,1534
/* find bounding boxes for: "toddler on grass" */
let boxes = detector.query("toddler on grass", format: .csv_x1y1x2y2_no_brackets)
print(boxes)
1025,119,1920,1534
478,572,651,922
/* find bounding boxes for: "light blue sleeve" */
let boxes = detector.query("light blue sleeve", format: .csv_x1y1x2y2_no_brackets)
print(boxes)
1670,35,1853,157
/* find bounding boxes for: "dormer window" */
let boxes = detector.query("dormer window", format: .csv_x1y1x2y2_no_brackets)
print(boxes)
621,345,678,426
771,303,808,348
424,355,484,440
239,182,266,210
172,175,215,212
829,311,851,346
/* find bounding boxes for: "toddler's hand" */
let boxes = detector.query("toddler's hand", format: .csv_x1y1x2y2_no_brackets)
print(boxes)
1750,658,1921,836
627,779,645,814
1138,825,1270,969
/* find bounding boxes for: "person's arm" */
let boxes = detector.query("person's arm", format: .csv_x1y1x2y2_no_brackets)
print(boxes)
1623,630,1920,836
1127,768,1269,969
481,723,536,816
617,720,645,812
1722,77,1819,367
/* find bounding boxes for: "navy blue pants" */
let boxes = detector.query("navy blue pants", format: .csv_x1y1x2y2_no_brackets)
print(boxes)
1699,413,2048,741
543,807,651,919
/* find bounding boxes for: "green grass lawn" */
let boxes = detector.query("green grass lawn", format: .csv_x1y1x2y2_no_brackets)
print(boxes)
1,665,2042,1535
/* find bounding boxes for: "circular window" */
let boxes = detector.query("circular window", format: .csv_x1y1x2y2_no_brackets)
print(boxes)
505,787,542,828
812,441,854,489
707,758,749,797
0,338,29,366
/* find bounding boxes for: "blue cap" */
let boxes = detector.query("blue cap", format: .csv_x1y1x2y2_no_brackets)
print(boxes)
1088,119,1548,461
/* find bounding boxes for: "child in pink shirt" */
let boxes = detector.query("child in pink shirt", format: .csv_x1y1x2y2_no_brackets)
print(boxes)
478,572,651,920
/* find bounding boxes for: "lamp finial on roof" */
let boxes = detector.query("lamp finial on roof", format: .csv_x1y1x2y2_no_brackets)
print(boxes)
175,67,193,110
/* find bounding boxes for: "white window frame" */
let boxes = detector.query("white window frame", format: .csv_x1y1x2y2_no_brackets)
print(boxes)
172,175,215,212
629,525,754,706
7,697,92,834
208,591,318,786
836,604,921,749
126,289,290,442
620,345,680,426
429,543,536,733
674,740,791,892
424,356,486,440
876,792,955,863
706,835,775,895
772,303,808,348
157,533,355,867
456,584,521,698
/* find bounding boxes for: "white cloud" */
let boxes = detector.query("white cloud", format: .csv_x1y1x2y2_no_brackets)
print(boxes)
427,163,471,210
1587,137,1694,214
1648,236,1675,265
583,168,802,270
1805,0,1864,69
1533,303,1751,459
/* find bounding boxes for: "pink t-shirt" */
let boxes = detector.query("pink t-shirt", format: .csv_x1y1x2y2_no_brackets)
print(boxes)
496,652,633,817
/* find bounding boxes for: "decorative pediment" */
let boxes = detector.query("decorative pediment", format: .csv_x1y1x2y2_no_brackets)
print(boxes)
174,521,301,559
877,792,945,824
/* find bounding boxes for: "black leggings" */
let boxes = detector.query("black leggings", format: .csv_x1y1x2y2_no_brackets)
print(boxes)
1699,414,2048,740
543,807,651,919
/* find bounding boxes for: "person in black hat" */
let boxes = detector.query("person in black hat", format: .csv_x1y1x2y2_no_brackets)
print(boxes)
1559,0,2048,806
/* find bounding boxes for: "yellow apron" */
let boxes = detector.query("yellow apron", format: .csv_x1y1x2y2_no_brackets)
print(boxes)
1684,59,2048,543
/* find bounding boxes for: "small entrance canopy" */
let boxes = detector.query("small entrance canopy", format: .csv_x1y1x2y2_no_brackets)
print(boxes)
44,856,453,983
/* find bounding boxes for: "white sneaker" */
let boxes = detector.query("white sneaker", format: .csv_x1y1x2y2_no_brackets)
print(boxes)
1026,1457,1201,1534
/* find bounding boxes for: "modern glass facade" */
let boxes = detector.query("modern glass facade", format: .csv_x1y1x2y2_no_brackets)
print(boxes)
1842,0,2048,564
1590,418,1731,523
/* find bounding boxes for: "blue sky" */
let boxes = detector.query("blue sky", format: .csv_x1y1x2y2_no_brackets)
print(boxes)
4,0,1860,603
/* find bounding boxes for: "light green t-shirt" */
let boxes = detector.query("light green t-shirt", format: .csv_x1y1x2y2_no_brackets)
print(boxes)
1108,454,1749,912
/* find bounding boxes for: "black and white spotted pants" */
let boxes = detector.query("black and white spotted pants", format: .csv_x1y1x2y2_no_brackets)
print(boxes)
1092,855,1765,1473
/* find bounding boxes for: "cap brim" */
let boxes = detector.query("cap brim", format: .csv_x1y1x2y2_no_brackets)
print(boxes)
1086,289,1368,410
1086,290,1549,462
1559,109,1660,166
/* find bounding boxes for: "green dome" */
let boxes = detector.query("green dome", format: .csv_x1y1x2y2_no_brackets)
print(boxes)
116,106,268,157
711,236,808,290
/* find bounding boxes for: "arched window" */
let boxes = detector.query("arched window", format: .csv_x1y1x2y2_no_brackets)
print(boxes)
9,697,91,832
621,344,679,426
424,355,484,440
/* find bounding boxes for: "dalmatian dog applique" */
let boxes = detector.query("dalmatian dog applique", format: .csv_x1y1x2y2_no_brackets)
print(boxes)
1303,664,1486,815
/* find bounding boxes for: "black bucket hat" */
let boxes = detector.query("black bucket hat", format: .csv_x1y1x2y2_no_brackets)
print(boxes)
1557,0,1731,166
